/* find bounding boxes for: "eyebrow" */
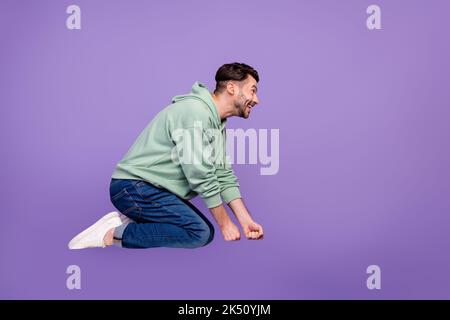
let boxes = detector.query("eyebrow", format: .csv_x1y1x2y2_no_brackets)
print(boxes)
251,85,258,92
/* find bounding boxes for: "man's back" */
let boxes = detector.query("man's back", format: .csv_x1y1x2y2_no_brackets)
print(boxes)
111,81,239,209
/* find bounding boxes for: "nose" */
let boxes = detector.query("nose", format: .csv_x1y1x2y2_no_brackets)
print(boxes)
254,94,260,105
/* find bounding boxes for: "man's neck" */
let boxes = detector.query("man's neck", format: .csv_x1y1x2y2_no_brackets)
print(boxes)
211,92,235,120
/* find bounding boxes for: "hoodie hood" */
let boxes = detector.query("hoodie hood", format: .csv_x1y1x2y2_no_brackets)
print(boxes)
172,81,225,128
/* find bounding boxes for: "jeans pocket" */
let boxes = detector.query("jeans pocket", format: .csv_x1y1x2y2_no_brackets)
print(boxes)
134,181,164,207
110,187,141,220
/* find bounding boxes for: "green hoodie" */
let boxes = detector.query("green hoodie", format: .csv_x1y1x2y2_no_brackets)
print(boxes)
111,81,241,208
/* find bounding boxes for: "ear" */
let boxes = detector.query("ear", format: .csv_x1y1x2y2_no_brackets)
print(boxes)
226,81,237,96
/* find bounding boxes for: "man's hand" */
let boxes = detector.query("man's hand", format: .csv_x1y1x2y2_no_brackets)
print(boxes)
242,220,264,240
228,198,264,240
220,221,241,241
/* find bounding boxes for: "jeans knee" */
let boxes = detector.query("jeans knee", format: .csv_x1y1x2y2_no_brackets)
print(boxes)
189,222,214,248
202,223,215,246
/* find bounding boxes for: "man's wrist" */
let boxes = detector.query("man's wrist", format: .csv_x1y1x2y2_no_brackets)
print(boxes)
235,212,253,225
228,198,253,224
218,218,234,228
209,204,233,228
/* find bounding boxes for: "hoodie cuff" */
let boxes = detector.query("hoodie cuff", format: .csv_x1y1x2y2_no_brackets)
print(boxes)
202,193,223,209
221,187,241,204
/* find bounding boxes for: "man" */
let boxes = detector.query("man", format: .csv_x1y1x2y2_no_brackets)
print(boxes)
68,62,264,249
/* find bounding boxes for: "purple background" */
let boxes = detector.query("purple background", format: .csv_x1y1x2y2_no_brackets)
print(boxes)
1,0,449,299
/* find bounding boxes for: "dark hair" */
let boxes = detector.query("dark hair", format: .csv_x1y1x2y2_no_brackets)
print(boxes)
214,62,259,94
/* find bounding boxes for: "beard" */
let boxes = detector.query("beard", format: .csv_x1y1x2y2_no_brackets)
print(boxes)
235,92,251,119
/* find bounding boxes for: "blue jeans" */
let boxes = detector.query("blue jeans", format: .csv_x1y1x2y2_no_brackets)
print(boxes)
109,178,215,249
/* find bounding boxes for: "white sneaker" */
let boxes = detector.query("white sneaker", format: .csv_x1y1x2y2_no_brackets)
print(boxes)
68,211,123,249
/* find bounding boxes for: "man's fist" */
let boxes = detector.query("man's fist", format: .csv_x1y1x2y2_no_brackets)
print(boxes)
242,221,264,240
220,221,241,241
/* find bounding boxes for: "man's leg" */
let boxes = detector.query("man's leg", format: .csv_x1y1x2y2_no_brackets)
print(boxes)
109,179,215,249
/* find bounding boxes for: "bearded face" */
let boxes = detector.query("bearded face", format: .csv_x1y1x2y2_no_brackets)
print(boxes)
233,76,259,119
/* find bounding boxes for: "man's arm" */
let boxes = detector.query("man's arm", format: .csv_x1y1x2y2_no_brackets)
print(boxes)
213,134,264,240
228,198,264,240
